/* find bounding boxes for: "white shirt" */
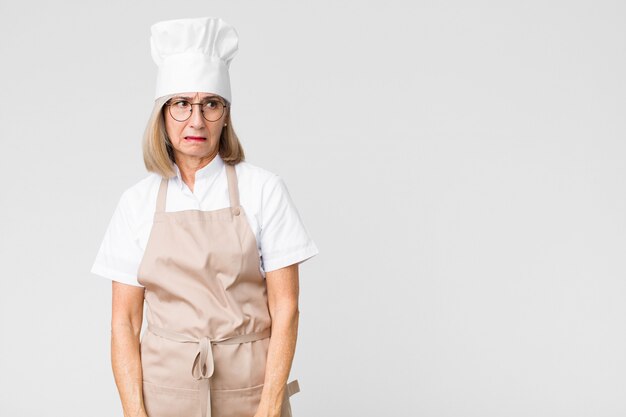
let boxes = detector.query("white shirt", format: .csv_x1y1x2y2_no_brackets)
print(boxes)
90,153,319,287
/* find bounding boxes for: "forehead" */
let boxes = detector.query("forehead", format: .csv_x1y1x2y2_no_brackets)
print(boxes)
172,92,221,100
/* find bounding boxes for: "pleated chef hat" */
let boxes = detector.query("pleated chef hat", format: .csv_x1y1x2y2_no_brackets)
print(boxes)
150,16,239,102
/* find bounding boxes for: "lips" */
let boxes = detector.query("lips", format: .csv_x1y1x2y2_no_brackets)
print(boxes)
185,136,206,141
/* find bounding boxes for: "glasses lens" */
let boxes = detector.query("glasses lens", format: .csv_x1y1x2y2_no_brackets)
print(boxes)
201,100,225,122
169,100,192,121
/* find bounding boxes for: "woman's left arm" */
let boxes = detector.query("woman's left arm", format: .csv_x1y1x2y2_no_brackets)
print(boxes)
255,263,300,417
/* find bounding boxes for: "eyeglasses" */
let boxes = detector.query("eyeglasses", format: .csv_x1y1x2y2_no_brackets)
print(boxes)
164,98,228,122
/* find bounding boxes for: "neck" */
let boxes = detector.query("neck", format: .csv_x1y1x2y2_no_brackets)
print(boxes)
174,151,218,193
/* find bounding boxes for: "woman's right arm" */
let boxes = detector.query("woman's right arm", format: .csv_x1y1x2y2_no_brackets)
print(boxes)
111,281,148,417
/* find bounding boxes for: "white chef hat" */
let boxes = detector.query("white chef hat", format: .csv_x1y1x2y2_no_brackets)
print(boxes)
150,16,239,103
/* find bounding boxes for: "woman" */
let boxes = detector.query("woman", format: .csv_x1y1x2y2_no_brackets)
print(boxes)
90,17,319,417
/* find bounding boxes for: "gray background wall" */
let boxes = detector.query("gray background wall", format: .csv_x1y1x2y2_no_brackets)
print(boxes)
1,0,624,416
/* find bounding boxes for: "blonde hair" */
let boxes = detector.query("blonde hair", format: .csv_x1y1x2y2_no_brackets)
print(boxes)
142,93,245,178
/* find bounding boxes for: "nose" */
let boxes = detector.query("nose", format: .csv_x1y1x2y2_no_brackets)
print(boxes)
188,103,206,128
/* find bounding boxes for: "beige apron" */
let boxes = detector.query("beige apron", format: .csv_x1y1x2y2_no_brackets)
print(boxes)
137,162,300,417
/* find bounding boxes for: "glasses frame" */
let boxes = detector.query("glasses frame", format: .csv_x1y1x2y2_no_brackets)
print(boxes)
164,98,229,123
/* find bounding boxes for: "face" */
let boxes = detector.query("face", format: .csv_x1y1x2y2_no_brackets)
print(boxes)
163,92,229,162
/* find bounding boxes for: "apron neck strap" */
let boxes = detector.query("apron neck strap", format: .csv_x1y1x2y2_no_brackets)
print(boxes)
156,177,168,213
225,163,240,209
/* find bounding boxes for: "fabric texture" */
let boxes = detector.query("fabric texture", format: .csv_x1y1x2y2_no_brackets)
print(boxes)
91,154,319,287
137,162,299,417
151,16,238,102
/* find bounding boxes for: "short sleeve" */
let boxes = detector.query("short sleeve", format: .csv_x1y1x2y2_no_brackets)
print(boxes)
90,190,145,287
259,175,319,273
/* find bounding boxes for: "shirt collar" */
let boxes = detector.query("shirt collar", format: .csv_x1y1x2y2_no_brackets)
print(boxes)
172,153,225,190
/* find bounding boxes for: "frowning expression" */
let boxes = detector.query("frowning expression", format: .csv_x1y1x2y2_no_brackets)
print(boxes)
163,92,228,159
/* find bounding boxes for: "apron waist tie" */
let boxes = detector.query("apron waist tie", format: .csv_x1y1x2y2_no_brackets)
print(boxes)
147,324,272,417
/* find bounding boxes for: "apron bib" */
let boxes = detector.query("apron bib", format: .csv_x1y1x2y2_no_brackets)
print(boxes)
137,162,299,417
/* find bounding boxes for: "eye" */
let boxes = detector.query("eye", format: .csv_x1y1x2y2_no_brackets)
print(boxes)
172,100,190,109
203,100,219,109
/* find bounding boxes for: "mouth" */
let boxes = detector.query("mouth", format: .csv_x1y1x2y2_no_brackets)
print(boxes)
184,136,206,141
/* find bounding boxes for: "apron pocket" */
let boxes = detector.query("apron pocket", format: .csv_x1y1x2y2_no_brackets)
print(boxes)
142,381,201,417
210,382,264,417
142,379,299,417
